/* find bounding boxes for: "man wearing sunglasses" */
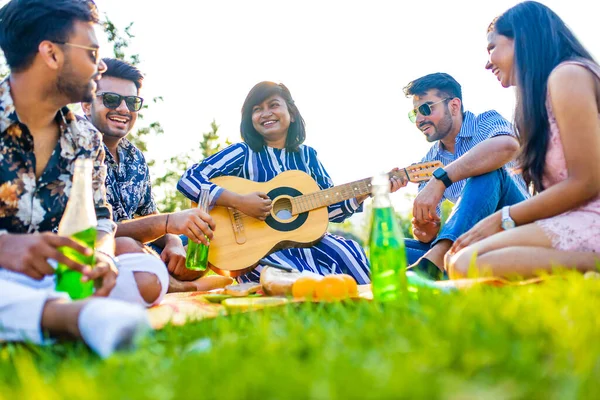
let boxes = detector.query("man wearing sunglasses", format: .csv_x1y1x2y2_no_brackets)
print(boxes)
82,58,231,293
0,0,162,358
399,73,529,279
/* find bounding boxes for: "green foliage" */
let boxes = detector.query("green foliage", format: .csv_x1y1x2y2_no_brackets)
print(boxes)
100,18,227,212
101,17,164,155
152,120,230,212
3,273,600,399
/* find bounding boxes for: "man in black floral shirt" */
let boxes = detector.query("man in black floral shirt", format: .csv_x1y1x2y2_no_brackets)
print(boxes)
0,0,167,358
82,58,230,292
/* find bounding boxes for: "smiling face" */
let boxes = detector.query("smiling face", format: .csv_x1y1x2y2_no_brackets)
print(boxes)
251,95,294,146
412,90,454,143
486,31,516,88
85,76,138,141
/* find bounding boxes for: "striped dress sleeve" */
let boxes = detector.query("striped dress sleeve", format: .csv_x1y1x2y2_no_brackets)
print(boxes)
177,143,247,207
303,146,363,223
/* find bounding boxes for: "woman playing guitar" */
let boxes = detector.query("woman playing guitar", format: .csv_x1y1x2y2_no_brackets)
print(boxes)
177,82,404,283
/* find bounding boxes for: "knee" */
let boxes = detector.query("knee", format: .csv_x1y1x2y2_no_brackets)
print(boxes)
115,237,145,256
133,272,163,305
468,168,504,186
447,248,478,279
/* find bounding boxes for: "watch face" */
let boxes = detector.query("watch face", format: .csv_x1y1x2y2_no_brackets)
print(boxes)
502,219,516,230
433,168,445,179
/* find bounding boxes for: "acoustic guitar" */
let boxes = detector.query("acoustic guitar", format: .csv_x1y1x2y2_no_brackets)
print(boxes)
202,161,442,276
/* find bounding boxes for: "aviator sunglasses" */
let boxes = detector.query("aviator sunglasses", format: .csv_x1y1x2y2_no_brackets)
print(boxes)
408,98,450,123
52,41,101,65
97,92,144,112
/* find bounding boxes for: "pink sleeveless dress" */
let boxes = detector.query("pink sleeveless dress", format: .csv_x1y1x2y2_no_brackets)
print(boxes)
535,59,600,253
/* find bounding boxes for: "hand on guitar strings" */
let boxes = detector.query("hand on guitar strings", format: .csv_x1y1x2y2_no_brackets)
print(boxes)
234,192,273,221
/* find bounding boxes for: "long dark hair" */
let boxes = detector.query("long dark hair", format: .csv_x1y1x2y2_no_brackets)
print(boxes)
240,81,306,152
491,1,595,193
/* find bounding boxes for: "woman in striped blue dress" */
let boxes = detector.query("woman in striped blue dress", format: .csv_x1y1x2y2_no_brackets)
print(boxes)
177,81,372,284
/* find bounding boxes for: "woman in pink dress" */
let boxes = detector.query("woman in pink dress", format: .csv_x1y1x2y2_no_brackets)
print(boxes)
447,1,600,278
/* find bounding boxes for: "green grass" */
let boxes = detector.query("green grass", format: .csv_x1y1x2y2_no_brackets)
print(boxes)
2,272,600,400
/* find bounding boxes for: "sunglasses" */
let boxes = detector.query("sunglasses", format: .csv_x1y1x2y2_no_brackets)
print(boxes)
53,41,101,65
96,92,144,112
408,98,450,123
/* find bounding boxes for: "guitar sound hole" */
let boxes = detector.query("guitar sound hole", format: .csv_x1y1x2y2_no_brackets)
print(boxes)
272,197,293,221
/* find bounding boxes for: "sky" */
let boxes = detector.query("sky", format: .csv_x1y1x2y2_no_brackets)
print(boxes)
5,0,600,215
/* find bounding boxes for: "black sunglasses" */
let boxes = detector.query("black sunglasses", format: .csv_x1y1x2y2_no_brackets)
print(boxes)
96,92,144,112
408,98,450,123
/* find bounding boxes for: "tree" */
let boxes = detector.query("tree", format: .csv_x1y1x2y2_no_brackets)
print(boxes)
101,18,224,212
101,17,163,155
153,120,231,213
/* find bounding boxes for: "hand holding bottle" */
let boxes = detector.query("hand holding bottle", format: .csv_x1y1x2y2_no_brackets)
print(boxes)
89,251,118,297
165,208,215,245
0,232,94,280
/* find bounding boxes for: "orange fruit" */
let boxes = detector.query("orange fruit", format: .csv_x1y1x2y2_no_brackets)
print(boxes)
339,274,358,297
292,276,320,300
315,275,348,301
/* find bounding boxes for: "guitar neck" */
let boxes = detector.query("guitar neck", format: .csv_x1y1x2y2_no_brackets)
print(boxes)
291,170,409,215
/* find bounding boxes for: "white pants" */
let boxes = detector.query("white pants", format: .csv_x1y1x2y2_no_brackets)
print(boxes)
0,253,168,345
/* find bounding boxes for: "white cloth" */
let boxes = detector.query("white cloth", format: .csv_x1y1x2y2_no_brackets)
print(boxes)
0,252,167,345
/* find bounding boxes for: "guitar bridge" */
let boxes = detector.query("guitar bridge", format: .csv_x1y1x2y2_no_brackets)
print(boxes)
228,207,247,244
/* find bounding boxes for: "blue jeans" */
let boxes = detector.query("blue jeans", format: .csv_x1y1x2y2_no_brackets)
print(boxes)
405,168,528,265
147,235,188,255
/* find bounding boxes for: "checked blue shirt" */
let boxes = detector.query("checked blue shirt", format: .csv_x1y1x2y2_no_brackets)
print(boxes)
419,110,529,207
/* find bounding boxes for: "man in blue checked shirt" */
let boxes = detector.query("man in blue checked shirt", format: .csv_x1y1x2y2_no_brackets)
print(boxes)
397,73,529,279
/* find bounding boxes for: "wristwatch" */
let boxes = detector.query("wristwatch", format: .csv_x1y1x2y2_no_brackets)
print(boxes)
501,206,516,230
432,167,452,188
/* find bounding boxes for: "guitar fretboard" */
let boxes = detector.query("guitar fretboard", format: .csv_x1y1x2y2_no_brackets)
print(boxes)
289,163,437,216
291,177,373,215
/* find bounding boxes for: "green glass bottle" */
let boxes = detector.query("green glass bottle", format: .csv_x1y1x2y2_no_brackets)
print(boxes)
186,189,210,271
55,159,97,299
368,172,407,301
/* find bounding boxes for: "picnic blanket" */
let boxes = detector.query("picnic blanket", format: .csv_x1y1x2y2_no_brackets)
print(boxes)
147,291,226,329
147,276,564,329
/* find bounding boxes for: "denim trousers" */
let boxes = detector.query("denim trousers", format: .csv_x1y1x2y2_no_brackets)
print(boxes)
405,168,528,265
147,235,189,255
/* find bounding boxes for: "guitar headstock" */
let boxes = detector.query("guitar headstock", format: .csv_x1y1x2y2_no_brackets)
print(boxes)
391,160,443,183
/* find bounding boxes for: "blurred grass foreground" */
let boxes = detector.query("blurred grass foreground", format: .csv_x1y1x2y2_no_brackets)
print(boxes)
2,271,600,399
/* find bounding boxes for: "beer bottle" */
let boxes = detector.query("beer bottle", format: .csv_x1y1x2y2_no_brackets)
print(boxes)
55,158,97,299
368,172,407,301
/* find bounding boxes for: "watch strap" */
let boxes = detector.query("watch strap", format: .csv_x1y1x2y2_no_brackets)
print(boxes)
434,168,452,188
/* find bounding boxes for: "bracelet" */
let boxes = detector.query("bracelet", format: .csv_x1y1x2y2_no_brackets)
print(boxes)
165,214,170,234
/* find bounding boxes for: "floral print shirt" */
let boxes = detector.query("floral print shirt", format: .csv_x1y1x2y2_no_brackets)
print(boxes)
103,138,157,222
0,78,113,234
